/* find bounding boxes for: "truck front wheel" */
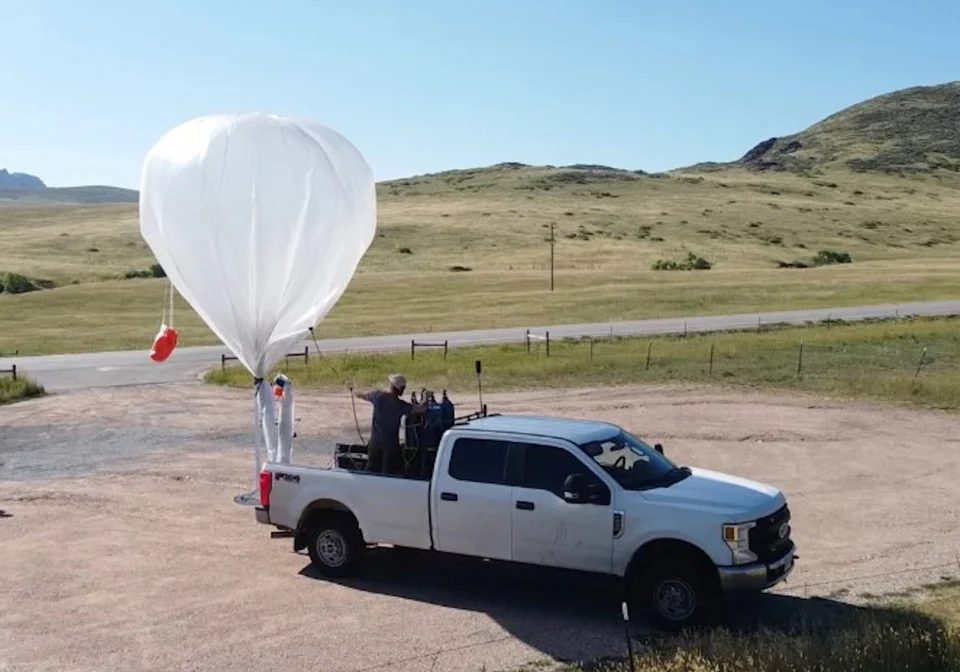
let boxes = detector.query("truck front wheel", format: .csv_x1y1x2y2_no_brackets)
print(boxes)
305,512,364,578
631,559,707,631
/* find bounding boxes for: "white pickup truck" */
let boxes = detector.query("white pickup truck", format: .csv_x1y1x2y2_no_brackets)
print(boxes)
254,413,796,629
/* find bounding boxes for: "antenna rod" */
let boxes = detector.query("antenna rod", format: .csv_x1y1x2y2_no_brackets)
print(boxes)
475,360,483,413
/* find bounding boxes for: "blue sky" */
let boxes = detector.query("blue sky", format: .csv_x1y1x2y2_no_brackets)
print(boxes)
2,0,958,189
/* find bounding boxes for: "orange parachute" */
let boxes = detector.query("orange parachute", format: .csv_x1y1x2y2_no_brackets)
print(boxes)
150,277,178,363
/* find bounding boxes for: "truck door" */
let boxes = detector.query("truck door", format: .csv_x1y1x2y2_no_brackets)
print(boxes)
509,440,614,574
432,436,513,561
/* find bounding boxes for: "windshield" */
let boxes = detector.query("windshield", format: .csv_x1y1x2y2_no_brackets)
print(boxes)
578,430,688,490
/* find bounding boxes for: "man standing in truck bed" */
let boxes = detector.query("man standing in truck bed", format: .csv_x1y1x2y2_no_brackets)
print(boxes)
353,374,426,474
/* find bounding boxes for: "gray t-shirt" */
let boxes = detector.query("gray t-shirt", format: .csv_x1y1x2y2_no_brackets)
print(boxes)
366,390,412,446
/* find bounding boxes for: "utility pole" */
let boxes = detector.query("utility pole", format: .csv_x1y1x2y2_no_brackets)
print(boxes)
549,221,555,292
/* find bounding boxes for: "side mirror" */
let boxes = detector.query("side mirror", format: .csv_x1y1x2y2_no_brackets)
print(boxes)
563,473,609,505
563,473,588,503
654,443,664,455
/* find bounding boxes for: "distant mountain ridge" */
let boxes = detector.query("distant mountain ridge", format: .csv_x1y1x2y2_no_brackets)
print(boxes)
0,169,46,190
0,168,138,204
5,80,960,206
687,81,960,175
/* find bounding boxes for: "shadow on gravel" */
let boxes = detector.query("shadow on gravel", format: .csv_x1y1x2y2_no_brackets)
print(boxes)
0,509,11,518
296,547,941,668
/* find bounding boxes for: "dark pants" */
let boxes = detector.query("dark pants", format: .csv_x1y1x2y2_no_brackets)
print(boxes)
367,436,401,475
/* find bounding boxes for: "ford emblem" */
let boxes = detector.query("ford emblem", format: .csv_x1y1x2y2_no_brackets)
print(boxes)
778,522,789,539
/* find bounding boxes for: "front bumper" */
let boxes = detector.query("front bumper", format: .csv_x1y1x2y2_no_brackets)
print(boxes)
717,544,796,594
255,506,270,525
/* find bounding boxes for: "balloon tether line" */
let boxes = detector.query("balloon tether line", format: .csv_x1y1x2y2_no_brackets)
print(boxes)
308,327,366,448
158,278,174,329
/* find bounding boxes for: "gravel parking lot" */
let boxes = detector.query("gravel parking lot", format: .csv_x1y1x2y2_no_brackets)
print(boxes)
3,383,960,671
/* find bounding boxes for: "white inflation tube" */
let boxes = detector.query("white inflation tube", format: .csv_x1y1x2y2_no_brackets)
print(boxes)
257,381,279,464
277,375,294,465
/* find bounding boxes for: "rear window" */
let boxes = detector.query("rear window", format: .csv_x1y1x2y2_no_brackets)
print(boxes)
448,438,508,484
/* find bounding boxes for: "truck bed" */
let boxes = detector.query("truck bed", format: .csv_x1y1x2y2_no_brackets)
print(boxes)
264,461,434,550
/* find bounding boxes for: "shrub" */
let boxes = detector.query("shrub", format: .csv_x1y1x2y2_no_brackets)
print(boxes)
0,273,39,294
652,253,712,271
398,247,413,254
449,265,472,272
813,250,852,266
0,375,46,405
122,264,167,280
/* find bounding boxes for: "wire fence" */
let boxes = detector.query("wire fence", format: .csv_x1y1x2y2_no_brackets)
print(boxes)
487,322,960,391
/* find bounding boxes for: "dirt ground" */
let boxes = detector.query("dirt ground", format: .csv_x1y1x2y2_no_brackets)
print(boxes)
3,383,960,672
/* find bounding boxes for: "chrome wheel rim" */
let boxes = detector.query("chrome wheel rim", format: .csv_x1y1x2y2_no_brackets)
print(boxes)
317,530,348,567
654,578,696,622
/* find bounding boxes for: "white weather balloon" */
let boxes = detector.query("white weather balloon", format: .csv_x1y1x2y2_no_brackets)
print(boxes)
139,113,376,480
139,113,377,379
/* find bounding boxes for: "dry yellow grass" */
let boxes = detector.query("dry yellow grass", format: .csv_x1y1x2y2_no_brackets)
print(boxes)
2,165,960,355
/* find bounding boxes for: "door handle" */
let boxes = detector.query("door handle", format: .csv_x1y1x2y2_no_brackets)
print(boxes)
441,492,458,502
516,500,535,511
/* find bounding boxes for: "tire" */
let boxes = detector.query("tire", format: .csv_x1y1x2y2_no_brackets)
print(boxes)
305,512,364,578
630,559,706,631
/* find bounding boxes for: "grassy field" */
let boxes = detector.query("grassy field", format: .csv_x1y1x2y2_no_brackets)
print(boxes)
208,316,960,410
0,373,45,405
3,165,960,356
548,586,960,672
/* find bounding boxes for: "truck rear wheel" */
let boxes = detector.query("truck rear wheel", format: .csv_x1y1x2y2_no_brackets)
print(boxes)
305,512,364,578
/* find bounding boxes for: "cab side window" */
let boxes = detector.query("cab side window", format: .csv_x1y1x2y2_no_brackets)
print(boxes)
448,438,509,484
516,442,607,499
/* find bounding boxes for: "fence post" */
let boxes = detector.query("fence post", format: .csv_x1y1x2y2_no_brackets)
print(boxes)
411,340,416,360
645,341,652,371
913,347,928,382
797,341,804,378
589,337,594,362
545,331,550,358
304,345,309,364
11,364,16,381
221,354,226,371
709,343,715,377
444,340,448,360
525,329,531,353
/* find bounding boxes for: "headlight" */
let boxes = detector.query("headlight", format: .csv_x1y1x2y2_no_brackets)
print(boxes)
722,522,758,565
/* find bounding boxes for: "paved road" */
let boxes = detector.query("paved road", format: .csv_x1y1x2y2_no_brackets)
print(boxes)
4,299,959,392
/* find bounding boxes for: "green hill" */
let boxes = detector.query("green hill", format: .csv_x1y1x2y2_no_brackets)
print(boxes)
3,81,960,354
690,81,960,175
0,185,139,204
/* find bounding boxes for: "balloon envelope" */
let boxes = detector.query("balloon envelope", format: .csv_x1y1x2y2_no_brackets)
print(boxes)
139,113,377,378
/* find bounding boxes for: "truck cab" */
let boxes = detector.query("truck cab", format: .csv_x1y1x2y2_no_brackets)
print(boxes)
256,413,796,629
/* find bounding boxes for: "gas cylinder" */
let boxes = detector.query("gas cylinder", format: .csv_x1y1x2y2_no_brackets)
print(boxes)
424,393,444,447
440,390,455,430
